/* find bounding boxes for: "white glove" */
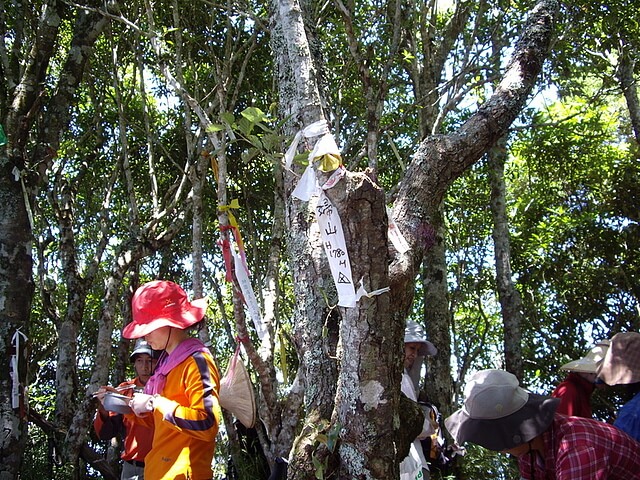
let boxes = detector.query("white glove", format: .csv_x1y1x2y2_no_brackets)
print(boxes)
129,393,155,416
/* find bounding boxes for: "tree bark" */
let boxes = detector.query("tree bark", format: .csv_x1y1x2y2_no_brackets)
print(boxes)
0,149,34,479
329,170,398,479
271,0,338,475
489,138,525,380
423,204,454,418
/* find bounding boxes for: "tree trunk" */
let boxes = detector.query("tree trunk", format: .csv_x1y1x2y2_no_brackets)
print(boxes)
617,36,640,145
271,0,337,475
0,149,34,479
489,138,525,380
329,170,399,479
423,204,454,418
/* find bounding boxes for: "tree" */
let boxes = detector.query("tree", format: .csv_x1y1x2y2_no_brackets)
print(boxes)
510,96,640,389
1,1,110,476
272,0,558,477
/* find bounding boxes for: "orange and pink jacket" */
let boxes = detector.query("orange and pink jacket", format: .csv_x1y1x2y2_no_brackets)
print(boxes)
129,351,221,480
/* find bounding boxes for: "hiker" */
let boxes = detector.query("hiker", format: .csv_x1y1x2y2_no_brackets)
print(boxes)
445,369,640,479
551,340,609,418
123,280,221,480
596,331,640,441
400,320,437,480
94,339,159,479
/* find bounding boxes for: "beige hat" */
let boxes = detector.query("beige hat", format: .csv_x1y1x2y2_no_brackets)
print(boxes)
445,369,559,451
219,352,256,428
596,332,640,386
560,340,610,373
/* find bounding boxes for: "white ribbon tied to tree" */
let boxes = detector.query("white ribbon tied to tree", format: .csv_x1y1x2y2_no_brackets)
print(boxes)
11,328,28,410
287,121,357,306
284,119,330,171
287,120,396,307
316,172,357,307
231,242,267,341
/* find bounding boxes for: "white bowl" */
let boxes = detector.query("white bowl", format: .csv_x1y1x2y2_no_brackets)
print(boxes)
103,392,133,415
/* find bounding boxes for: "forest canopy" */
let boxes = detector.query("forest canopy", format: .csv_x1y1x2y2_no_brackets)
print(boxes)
0,0,638,478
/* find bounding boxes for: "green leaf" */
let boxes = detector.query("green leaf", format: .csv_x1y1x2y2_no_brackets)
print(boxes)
241,106,268,124
246,134,263,149
238,117,253,136
220,112,235,125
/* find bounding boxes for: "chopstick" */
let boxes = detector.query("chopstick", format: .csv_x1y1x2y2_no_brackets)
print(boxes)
91,384,136,397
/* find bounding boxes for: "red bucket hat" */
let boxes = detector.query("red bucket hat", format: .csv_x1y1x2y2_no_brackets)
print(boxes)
123,280,208,339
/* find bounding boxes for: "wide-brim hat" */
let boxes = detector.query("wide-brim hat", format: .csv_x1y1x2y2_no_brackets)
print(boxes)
220,352,256,429
123,280,208,339
560,340,610,373
404,320,437,356
445,369,560,451
596,332,640,385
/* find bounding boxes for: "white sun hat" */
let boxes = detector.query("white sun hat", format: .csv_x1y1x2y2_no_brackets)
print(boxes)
560,339,610,373
404,320,437,356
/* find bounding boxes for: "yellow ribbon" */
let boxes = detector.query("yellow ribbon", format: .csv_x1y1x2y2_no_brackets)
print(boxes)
316,153,342,173
208,155,219,181
219,199,245,252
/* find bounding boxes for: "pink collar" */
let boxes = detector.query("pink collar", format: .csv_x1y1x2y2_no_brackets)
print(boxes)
144,337,209,395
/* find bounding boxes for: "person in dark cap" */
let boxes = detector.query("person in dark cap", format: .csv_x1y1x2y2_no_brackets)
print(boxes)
94,339,159,479
596,332,640,441
445,369,640,479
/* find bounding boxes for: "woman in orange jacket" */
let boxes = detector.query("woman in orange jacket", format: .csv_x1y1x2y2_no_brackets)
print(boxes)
122,280,221,480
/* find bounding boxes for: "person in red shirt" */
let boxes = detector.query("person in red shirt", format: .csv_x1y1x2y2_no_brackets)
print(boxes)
94,339,159,479
446,369,640,480
551,340,609,418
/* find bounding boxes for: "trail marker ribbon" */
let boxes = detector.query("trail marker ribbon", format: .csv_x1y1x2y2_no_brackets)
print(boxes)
287,122,395,307
219,201,267,341
289,125,357,306
11,328,27,410
316,171,356,307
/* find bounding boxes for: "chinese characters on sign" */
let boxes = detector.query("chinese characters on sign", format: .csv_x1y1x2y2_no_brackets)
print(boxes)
316,192,356,307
